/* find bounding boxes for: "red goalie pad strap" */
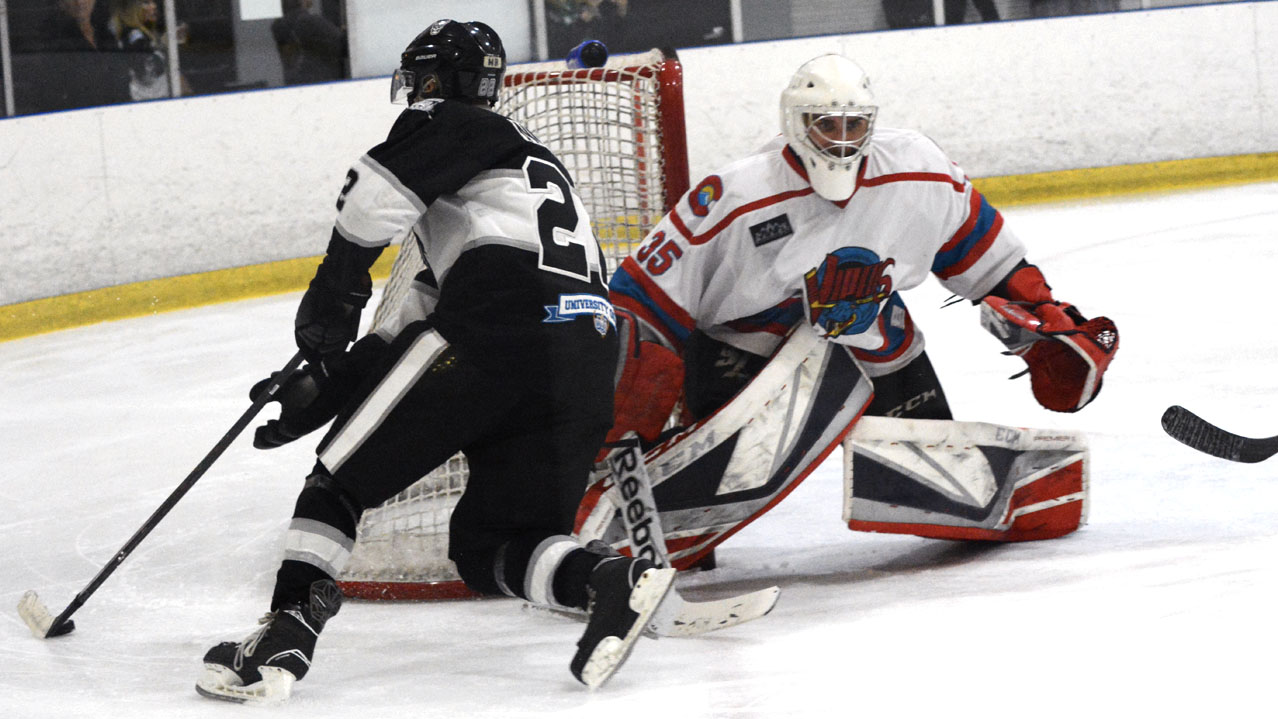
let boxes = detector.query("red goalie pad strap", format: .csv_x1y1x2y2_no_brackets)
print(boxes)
606,309,684,448
847,459,1087,542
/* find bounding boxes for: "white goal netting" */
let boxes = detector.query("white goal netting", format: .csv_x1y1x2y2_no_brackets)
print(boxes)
337,49,689,600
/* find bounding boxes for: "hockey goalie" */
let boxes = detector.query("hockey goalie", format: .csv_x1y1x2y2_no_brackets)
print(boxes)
575,52,1119,568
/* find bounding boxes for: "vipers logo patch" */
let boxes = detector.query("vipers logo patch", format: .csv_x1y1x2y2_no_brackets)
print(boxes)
802,248,895,338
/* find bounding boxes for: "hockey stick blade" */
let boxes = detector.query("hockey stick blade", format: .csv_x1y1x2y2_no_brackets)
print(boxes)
1161,405,1278,463
524,585,780,638
17,591,75,638
647,585,780,637
19,351,305,639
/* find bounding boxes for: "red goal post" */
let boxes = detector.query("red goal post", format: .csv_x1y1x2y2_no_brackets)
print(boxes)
337,48,690,601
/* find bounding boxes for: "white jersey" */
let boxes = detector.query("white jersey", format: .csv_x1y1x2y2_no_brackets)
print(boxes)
610,128,1026,376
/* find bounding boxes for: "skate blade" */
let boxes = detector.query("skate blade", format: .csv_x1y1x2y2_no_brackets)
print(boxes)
17,591,74,639
578,567,677,689
195,665,296,704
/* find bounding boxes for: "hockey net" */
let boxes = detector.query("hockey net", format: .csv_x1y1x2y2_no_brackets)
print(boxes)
336,49,690,600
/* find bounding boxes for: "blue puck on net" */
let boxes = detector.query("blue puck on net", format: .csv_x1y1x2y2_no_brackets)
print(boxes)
567,40,609,69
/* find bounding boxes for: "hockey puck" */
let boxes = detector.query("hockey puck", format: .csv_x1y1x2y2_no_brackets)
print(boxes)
567,40,609,69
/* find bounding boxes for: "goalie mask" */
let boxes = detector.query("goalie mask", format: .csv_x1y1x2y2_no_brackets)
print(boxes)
781,54,878,202
391,20,506,106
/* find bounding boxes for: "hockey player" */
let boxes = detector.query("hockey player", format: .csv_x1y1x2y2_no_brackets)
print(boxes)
596,54,1118,550
196,20,679,703
610,52,1119,445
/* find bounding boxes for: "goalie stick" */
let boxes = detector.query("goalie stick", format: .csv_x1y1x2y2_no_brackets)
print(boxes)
1161,405,1278,463
538,439,781,637
18,351,306,639
526,584,781,638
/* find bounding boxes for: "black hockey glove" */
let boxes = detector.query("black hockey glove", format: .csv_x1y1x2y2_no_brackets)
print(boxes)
294,275,371,364
251,364,338,449
294,231,382,364
252,334,390,449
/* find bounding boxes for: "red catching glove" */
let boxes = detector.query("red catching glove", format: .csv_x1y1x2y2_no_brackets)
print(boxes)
981,265,1119,413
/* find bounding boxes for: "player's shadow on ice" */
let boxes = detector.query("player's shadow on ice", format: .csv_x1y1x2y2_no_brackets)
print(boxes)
858,539,1006,574
680,540,1009,601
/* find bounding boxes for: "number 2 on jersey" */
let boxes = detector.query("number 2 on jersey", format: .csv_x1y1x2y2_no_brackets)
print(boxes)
523,157,594,282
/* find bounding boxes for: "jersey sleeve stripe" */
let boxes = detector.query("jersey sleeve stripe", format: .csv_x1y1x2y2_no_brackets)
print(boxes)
669,188,815,246
724,297,804,336
849,293,916,364
610,257,696,347
932,189,1004,280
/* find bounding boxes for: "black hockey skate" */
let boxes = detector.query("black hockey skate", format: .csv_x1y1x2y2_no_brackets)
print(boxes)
195,580,341,704
570,556,676,688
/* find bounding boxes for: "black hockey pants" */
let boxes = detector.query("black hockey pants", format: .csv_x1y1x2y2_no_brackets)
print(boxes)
310,319,612,597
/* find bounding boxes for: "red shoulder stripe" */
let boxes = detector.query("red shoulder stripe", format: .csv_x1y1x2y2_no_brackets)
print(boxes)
860,171,965,192
669,187,815,246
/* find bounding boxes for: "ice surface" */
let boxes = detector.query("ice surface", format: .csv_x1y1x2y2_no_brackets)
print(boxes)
3,182,1278,718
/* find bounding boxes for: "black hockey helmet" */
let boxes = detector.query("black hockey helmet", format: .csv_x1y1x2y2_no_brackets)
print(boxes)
390,20,506,106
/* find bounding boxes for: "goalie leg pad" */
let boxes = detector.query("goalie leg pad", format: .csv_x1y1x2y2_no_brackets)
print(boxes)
844,416,1088,542
577,327,874,567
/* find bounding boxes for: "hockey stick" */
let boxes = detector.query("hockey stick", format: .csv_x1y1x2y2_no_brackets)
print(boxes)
18,351,306,639
1161,405,1278,463
606,436,671,567
572,437,781,636
523,585,781,638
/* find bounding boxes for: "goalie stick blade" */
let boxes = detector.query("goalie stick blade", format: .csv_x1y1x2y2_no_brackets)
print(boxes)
646,585,781,638
522,585,781,638
1161,405,1278,463
17,591,75,639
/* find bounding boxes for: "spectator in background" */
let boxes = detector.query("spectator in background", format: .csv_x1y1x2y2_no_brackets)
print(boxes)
1031,0,1117,17
579,0,627,50
272,0,347,86
109,0,190,100
34,0,130,110
547,0,629,56
945,0,1000,24
882,0,933,29
40,0,115,51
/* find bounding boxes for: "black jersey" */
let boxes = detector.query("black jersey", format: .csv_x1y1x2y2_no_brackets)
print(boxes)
332,98,615,383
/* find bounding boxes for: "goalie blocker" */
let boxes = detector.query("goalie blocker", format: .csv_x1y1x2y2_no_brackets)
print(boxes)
844,416,1088,541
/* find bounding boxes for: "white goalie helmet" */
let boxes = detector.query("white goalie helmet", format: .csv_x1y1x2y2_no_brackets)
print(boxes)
780,54,878,201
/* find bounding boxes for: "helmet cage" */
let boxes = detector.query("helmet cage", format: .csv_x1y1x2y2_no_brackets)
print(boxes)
779,54,877,201
785,104,877,168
